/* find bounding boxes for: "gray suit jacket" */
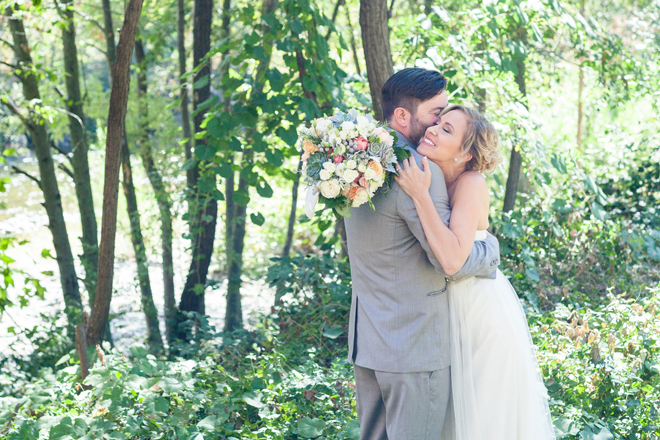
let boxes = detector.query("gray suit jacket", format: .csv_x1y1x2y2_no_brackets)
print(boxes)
344,131,500,373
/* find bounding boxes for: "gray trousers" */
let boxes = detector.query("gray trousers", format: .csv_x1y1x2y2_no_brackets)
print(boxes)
354,364,451,440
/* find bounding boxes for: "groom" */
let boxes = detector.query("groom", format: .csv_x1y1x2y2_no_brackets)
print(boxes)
344,68,501,439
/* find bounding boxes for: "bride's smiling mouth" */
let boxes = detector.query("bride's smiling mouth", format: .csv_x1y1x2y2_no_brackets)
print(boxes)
421,136,436,147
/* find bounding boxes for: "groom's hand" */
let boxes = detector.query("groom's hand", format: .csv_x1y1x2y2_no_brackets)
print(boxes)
395,157,433,201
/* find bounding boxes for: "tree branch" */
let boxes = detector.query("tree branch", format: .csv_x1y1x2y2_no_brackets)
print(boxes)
11,166,41,188
0,38,14,50
58,163,75,179
0,98,32,129
74,10,106,33
0,60,17,70
50,140,73,159
325,0,345,41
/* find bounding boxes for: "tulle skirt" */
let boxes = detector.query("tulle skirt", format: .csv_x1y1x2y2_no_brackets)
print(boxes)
440,270,556,440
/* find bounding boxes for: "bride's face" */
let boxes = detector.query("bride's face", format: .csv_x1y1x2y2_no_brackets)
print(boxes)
417,110,468,163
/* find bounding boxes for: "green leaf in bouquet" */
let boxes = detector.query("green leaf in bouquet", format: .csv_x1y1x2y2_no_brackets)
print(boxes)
394,146,411,163
334,204,351,218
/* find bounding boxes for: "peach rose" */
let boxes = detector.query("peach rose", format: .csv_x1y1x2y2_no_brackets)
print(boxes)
351,187,369,207
302,141,318,155
368,160,384,179
334,154,344,164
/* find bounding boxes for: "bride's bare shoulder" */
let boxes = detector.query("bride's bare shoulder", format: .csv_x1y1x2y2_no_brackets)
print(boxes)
455,171,487,194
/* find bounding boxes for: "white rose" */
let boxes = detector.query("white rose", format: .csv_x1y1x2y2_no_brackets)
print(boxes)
383,134,394,148
346,159,357,170
328,133,341,146
319,169,331,181
320,179,341,199
364,168,377,180
343,169,359,183
341,121,355,132
335,163,346,176
316,118,332,134
370,180,382,194
352,188,370,207
356,115,369,127
323,162,336,173
357,163,367,173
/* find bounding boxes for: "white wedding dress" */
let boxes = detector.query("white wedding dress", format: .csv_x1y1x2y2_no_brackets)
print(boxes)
440,230,556,440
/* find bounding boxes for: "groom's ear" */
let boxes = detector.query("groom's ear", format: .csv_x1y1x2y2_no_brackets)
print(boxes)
392,107,410,128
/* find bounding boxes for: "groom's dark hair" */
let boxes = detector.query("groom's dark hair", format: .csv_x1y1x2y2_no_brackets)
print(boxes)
381,68,448,121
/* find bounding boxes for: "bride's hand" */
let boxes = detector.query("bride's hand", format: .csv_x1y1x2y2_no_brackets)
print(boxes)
394,156,432,200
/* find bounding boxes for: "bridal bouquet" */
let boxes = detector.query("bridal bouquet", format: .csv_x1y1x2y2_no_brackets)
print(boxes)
299,109,408,218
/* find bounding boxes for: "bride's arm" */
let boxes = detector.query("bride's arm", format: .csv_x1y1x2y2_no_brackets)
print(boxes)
395,157,487,276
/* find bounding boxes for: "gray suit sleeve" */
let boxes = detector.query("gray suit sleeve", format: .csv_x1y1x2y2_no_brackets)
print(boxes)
396,156,500,279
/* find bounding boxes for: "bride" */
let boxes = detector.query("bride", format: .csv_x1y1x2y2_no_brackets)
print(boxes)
395,105,556,440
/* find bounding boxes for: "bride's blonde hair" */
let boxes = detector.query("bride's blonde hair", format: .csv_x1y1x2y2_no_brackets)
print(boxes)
441,105,502,174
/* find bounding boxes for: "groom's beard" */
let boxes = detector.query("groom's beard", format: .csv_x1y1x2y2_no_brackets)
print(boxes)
409,116,430,147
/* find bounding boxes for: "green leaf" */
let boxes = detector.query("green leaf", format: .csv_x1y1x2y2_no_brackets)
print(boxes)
321,324,343,339
551,154,567,174
344,420,360,439
234,188,250,206
55,354,71,366
193,75,209,89
525,268,540,282
41,249,54,259
334,204,351,218
228,136,243,153
290,18,305,35
265,148,284,167
242,391,265,408
197,415,218,431
591,202,606,222
553,417,581,438
250,213,265,226
265,68,285,92
256,181,273,198
298,417,325,438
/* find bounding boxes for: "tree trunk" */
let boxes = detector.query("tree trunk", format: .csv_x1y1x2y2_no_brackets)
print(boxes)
282,158,302,258
359,0,394,121
135,38,176,346
502,30,527,214
577,0,585,151
121,139,164,354
6,5,83,325
87,0,144,347
178,0,214,317
58,0,99,300
224,0,278,332
224,153,250,332
344,4,362,76
178,0,195,191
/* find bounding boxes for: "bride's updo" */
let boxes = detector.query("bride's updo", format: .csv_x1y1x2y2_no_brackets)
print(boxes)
442,105,502,174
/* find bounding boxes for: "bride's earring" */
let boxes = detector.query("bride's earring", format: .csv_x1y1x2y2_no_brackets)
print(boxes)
454,157,459,162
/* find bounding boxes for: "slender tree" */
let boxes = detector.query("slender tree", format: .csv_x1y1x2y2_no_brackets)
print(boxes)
359,0,394,121
224,0,278,332
178,0,214,317
96,0,161,350
502,24,528,213
56,0,99,298
87,0,145,347
177,0,195,190
120,138,164,354
5,4,82,325
135,38,176,346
